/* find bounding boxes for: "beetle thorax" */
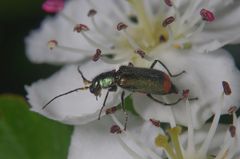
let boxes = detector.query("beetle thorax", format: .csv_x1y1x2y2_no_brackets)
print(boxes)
99,77,114,88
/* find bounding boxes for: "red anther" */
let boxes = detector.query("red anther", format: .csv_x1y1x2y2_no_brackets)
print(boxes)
182,89,190,99
74,24,89,32
228,106,237,114
42,0,64,13
222,81,231,95
105,106,118,115
159,35,167,42
200,9,215,22
164,0,173,7
135,49,146,58
117,22,128,31
92,49,102,62
128,62,134,67
110,125,122,134
88,9,97,17
48,40,58,50
162,16,175,27
149,118,161,127
229,125,236,137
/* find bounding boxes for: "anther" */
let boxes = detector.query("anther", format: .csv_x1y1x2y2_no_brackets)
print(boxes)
128,62,134,67
229,125,236,137
164,0,173,7
88,9,97,17
162,16,175,27
42,0,64,13
200,9,215,22
92,49,102,62
117,22,128,31
222,81,231,95
110,125,122,134
182,89,190,99
159,35,167,42
74,24,89,32
135,49,146,58
228,106,237,114
149,118,161,127
105,106,118,115
48,40,58,50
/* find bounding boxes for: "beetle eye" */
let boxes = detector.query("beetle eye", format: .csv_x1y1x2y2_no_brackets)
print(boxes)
89,86,95,94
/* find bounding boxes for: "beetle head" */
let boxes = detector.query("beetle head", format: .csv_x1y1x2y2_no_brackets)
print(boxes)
89,80,102,97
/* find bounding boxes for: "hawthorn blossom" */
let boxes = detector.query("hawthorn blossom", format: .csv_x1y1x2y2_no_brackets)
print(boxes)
25,0,240,158
68,86,240,159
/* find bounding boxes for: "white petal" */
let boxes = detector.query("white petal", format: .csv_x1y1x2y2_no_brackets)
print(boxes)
67,116,131,159
192,2,240,52
25,61,121,125
68,114,160,159
180,124,229,155
133,49,240,128
25,0,106,64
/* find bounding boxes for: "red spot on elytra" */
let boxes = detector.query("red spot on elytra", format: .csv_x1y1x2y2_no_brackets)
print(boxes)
163,73,171,93
42,0,64,13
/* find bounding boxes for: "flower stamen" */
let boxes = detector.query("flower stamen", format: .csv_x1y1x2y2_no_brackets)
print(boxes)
167,127,184,159
155,134,177,159
198,81,230,157
47,40,93,55
149,118,161,127
200,9,215,22
92,49,102,62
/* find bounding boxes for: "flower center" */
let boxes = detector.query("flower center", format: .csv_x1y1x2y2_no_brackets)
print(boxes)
45,0,215,66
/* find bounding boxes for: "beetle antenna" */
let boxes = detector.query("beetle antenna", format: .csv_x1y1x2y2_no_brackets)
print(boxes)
42,86,89,109
77,65,92,85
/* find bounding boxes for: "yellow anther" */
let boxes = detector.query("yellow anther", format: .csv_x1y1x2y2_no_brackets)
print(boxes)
167,127,184,159
167,126,182,135
183,43,192,49
155,134,177,159
173,44,181,49
155,134,168,147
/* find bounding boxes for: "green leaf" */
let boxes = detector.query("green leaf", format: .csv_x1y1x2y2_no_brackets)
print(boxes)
0,95,73,159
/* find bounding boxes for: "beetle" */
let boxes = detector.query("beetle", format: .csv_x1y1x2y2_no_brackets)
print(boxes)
42,60,197,130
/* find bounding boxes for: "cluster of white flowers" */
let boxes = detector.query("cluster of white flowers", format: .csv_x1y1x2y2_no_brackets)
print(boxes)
25,0,240,158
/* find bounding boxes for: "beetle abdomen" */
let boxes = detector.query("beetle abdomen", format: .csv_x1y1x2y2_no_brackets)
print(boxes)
117,66,176,95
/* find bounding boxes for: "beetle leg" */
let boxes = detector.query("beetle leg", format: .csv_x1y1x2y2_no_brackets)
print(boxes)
150,60,185,77
121,91,128,130
98,90,110,120
147,94,182,106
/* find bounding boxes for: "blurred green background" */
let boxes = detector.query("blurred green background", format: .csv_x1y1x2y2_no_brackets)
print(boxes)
0,0,240,158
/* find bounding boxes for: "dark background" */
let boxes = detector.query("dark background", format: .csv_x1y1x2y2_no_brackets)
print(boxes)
0,0,60,95
1,0,240,96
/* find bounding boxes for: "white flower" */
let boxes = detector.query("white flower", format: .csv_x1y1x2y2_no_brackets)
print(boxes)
68,96,240,159
26,0,240,128
25,0,240,158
